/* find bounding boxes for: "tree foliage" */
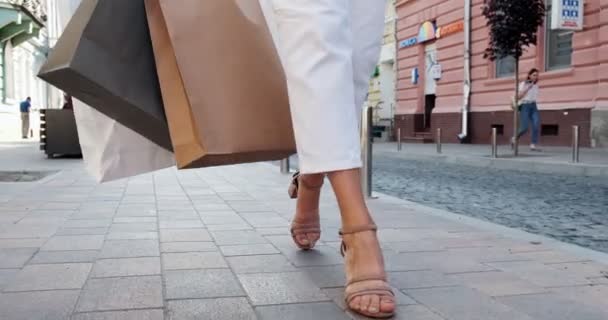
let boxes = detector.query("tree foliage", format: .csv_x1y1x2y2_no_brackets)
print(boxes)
482,0,546,61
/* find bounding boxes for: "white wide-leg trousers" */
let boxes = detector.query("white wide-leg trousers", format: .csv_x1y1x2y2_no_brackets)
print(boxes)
267,0,385,174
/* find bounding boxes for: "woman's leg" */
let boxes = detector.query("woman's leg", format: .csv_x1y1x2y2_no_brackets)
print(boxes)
270,0,358,249
291,173,324,248
327,169,395,315
339,0,395,316
517,103,531,139
270,0,394,317
271,0,360,174
530,103,541,146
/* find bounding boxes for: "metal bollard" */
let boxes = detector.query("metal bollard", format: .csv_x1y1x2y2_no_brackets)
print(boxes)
361,106,373,198
280,158,290,174
572,125,580,163
397,128,402,151
436,128,442,154
491,128,498,158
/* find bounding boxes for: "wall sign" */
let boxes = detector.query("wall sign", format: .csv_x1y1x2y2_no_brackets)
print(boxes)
399,36,418,49
411,68,419,85
436,21,464,38
417,21,437,43
399,20,464,50
551,0,584,30
430,64,442,80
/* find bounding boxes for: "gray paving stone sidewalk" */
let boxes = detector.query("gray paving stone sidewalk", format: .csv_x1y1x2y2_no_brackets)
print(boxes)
0,143,608,319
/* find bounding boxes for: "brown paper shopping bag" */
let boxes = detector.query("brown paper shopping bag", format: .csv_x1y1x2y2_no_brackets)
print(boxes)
145,0,295,169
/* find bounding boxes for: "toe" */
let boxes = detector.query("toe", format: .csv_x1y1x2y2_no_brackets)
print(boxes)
349,296,362,311
295,234,310,246
308,232,320,244
368,294,380,314
360,294,372,312
380,296,396,314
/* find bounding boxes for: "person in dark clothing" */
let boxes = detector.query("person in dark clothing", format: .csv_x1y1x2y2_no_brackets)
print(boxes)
19,97,32,139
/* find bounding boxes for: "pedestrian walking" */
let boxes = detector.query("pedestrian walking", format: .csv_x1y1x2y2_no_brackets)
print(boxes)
271,1,395,317
19,97,32,139
514,68,542,151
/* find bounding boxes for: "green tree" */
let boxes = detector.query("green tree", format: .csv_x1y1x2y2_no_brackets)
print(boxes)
482,0,545,155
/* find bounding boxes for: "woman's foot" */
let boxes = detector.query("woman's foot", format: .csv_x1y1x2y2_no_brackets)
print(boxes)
290,173,323,250
530,144,542,152
340,225,395,318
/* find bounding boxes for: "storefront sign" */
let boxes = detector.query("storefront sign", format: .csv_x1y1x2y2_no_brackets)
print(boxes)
551,0,584,30
436,21,464,38
399,36,418,49
400,20,463,50
417,21,437,43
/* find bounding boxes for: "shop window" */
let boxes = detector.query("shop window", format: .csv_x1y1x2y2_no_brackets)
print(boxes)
496,56,516,78
541,124,559,136
545,4,573,70
491,124,504,136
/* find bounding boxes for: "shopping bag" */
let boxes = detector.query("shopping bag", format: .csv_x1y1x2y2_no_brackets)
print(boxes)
38,0,172,151
145,0,296,169
73,99,174,183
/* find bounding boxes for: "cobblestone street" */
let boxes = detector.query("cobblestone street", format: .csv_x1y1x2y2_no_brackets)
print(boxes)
373,154,608,253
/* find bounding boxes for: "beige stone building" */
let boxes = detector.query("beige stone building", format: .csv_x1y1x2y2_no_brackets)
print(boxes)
366,0,397,141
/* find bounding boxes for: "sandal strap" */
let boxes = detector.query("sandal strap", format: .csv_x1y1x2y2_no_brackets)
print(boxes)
339,224,377,236
291,228,321,236
344,280,394,304
338,224,379,257
346,289,395,305
291,217,320,233
347,274,388,286
288,172,324,199
291,223,321,236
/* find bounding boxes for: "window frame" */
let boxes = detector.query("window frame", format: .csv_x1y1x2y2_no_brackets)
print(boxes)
544,2,574,71
495,55,516,78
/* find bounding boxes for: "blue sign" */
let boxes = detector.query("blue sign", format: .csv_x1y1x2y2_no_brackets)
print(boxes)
411,68,419,85
399,37,418,49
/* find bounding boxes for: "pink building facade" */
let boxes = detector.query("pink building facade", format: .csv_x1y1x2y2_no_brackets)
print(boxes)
395,0,608,147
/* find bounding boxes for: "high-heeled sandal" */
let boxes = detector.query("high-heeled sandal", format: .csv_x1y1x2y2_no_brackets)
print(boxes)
289,171,323,250
340,225,395,319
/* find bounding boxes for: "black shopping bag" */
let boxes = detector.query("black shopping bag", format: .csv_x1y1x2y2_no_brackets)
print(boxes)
38,0,171,150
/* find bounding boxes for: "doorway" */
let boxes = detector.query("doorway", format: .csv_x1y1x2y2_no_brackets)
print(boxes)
424,94,436,129
423,44,438,130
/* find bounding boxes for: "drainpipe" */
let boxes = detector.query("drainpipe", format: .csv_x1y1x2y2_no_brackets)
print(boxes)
457,0,472,143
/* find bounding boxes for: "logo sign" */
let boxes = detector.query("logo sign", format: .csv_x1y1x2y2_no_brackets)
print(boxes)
551,0,584,30
399,36,418,49
436,21,464,39
417,21,437,43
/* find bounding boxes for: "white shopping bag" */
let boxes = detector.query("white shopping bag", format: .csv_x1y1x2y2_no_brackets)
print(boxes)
73,99,174,183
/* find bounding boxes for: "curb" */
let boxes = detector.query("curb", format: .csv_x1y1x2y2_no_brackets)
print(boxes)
376,150,608,178
373,191,608,265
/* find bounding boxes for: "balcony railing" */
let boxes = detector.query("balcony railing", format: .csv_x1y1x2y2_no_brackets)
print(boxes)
2,0,47,24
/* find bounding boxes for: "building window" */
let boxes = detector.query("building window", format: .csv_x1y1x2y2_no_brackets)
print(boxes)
496,55,516,78
545,4,573,70
491,124,505,136
541,124,559,136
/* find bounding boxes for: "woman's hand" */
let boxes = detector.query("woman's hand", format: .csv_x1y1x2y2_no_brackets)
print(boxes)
518,83,533,100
